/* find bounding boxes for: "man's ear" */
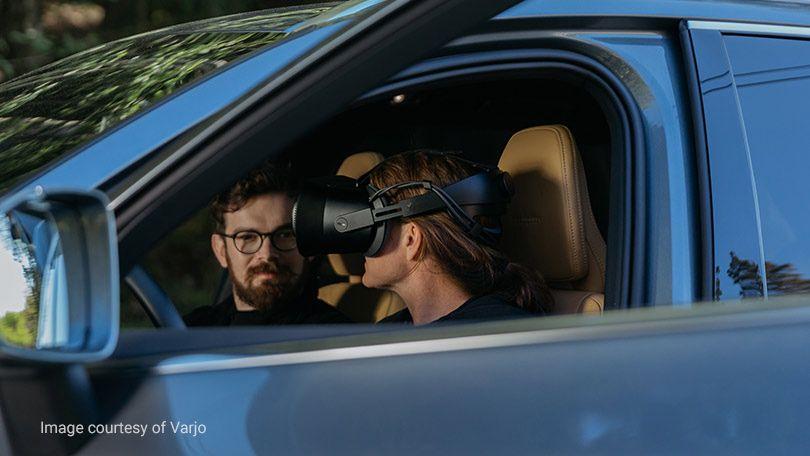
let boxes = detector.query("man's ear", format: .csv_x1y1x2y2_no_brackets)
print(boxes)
403,222,423,262
211,234,228,268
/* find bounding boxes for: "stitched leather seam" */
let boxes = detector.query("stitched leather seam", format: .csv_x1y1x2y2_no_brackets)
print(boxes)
560,125,587,280
546,125,585,280
577,294,588,313
573,137,607,285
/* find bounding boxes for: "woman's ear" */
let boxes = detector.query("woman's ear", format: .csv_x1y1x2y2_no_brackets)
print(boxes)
403,222,423,262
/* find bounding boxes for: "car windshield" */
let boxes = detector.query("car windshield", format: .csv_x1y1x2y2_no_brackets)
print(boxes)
0,2,345,193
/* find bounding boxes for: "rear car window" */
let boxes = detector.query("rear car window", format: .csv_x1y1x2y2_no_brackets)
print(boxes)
724,34,810,296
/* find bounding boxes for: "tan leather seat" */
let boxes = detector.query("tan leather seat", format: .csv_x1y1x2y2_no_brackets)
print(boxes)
317,152,406,322
498,125,606,314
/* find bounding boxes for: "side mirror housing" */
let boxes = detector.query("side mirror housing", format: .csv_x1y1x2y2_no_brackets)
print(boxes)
0,187,118,363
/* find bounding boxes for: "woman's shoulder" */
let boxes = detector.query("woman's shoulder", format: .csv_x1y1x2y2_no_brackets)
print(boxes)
437,294,534,322
379,308,413,323
377,293,543,325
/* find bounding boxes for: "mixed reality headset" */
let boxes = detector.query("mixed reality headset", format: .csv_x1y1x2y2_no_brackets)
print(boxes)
292,151,515,257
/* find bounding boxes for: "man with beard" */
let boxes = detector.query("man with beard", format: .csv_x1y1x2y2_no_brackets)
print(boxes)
183,162,351,326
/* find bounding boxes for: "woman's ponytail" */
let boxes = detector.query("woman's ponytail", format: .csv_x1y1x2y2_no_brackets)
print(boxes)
493,259,554,315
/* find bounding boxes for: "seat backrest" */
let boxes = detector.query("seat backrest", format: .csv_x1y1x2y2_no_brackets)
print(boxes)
498,125,606,314
317,152,406,322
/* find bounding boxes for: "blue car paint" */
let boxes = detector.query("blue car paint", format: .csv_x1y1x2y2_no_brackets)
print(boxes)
79,303,810,454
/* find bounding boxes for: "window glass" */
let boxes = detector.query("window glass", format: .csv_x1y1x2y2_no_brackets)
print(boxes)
119,208,220,328
724,34,810,296
121,286,152,329
140,209,221,318
689,29,765,300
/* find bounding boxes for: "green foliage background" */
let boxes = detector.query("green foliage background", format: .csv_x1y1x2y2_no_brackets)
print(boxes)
0,310,35,347
0,1,331,192
0,0,318,82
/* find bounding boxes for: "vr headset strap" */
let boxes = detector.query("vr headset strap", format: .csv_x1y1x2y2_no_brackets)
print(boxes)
337,192,445,233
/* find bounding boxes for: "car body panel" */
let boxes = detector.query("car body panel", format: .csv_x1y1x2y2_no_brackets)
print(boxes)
3,0,810,454
81,299,810,454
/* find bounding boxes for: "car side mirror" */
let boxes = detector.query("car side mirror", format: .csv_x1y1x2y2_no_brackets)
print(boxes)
0,187,118,363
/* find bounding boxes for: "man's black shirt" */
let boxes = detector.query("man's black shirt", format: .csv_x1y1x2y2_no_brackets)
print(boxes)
379,293,535,324
184,287,351,326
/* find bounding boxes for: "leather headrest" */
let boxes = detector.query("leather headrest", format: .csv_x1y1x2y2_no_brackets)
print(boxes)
498,125,591,283
328,151,385,277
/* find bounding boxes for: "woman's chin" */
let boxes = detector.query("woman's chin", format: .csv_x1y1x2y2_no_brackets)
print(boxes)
363,274,388,289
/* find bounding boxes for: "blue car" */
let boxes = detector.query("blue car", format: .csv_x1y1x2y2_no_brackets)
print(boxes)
3,0,810,453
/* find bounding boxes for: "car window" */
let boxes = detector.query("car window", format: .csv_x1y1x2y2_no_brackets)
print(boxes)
132,75,617,327
723,35,810,297
119,207,221,329
0,3,341,193
138,209,221,320
120,286,154,329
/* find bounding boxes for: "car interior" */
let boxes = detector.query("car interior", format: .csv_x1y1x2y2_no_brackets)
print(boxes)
122,74,615,327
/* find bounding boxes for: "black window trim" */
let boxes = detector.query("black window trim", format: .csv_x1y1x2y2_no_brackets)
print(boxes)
679,21,715,302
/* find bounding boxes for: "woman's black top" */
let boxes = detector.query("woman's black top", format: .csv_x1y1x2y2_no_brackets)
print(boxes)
379,293,535,324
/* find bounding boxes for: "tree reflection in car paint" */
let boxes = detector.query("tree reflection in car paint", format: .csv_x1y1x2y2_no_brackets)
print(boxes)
0,5,334,192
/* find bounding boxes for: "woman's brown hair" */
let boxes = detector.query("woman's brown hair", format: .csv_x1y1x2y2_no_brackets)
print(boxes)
368,150,553,314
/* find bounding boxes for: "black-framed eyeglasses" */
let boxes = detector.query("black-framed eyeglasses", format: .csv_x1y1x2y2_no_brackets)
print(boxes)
217,225,297,254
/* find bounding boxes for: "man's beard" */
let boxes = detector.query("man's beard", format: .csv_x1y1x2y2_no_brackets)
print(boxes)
229,260,308,313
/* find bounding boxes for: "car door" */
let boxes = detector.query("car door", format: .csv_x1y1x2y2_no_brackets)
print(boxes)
0,0,529,454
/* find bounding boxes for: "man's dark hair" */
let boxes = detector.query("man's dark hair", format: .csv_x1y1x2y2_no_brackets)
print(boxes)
211,161,299,231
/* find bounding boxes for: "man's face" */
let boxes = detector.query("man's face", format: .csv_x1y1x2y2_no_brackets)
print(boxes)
211,193,308,312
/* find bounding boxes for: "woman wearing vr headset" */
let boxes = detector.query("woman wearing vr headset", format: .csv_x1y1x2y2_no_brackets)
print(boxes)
361,150,553,324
